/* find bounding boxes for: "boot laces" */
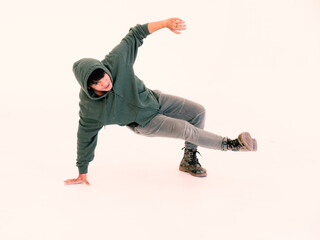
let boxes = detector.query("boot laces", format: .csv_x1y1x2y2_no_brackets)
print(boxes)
182,147,202,166
227,138,244,151
228,138,240,148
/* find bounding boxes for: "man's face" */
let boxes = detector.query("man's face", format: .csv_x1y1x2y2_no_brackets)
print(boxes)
90,73,113,94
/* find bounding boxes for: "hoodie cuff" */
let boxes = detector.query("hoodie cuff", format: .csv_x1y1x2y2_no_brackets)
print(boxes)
78,164,88,174
141,23,151,36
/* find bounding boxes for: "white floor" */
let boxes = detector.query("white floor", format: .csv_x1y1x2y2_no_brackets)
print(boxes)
1,0,319,239
1,103,319,240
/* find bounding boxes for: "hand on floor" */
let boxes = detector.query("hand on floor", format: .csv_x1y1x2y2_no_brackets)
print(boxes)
64,174,90,186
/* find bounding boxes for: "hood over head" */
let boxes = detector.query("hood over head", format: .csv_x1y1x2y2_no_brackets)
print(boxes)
73,58,113,100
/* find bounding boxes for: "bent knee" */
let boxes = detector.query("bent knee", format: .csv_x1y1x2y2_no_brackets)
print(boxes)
194,103,206,119
198,104,206,117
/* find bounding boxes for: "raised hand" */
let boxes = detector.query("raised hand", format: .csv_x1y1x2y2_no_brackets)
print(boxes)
166,18,186,34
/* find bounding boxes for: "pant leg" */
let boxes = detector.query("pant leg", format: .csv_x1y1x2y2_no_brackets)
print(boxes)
153,90,206,149
130,90,225,150
133,114,224,150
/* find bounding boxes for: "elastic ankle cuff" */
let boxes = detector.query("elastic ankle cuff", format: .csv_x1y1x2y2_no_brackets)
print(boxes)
221,137,228,151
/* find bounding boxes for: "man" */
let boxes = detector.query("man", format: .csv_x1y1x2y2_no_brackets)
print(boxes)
64,18,257,185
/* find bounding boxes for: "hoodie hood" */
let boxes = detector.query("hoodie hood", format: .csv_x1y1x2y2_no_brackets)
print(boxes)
73,58,113,100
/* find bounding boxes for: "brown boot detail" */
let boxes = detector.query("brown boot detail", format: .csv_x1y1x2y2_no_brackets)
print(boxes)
179,148,207,177
225,132,258,151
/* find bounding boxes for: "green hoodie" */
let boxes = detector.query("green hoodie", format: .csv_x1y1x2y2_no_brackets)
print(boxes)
73,24,160,174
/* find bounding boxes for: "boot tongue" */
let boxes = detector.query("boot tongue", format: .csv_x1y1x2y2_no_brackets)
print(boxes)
188,150,201,167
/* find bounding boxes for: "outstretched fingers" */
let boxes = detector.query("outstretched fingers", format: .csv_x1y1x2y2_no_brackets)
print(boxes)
64,178,80,185
64,178,90,185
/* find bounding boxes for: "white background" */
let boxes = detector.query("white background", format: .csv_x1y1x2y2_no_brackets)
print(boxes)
1,0,319,239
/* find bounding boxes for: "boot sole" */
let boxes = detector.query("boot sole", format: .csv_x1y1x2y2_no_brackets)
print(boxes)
179,166,207,177
238,132,258,151
252,138,258,151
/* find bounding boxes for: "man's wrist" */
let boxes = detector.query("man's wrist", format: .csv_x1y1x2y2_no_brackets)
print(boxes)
162,19,169,29
148,20,168,34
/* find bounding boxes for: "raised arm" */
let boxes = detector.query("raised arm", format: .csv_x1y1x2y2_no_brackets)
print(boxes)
102,17,186,66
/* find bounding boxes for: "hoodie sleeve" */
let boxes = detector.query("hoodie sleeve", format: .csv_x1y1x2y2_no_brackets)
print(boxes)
102,23,150,66
76,116,103,174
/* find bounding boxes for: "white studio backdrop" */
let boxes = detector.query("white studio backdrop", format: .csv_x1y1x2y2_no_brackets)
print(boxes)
0,0,319,240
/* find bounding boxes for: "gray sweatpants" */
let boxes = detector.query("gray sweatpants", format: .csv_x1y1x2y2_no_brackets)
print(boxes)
129,90,225,150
